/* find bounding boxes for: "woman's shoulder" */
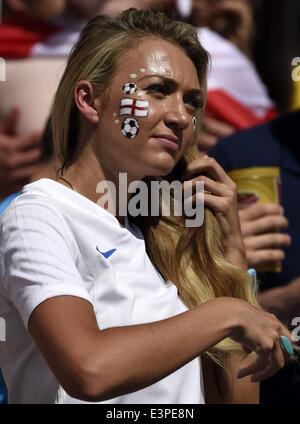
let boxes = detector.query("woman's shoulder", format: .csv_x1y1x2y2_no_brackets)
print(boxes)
0,179,77,247
0,179,63,222
0,179,80,268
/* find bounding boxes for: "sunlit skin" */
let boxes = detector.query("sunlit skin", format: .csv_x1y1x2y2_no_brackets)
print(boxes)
60,38,203,220
29,37,293,404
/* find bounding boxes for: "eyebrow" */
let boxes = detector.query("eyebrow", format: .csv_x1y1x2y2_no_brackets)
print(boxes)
137,74,202,96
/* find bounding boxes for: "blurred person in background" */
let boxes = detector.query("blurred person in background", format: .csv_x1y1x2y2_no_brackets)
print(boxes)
209,109,300,404
0,0,176,199
0,116,57,403
177,0,300,404
0,0,70,198
186,0,277,153
0,107,41,198
203,0,300,404
251,0,297,114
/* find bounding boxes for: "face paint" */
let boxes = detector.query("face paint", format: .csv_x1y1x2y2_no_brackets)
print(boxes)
121,117,139,139
120,98,150,117
149,65,168,74
114,119,120,124
123,82,138,95
192,116,197,130
140,68,146,73
130,73,137,79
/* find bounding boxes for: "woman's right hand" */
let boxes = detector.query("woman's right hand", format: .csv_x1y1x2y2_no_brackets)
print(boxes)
227,298,293,382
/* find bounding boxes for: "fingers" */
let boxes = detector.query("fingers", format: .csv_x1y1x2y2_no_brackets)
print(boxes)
238,203,291,267
197,131,219,152
239,336,289,383
237,343,285,383
15,132,41,150
237,350,270,380
239,203,284,222
246,249,285,267
184,157,238,218
188,174,232,197
202,192,234,215
201,116,236,139
197,116,236,151
7,164,38,181
240,214,289,236
0,163,38,197
6,147,41,170
244,233,291,250
0,106,20,136
0,132,41,155
185,155,235,187
237,316,294,382
183,171,237,217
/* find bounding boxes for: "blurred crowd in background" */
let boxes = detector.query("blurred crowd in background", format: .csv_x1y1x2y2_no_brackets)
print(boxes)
0,0,300,404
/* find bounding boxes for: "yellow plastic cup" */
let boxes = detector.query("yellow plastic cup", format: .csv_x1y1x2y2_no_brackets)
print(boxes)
228,166,281,273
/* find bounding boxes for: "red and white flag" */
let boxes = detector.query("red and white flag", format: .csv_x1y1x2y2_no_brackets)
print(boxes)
120,99,150,117
0,12,85,58
197,28,277,130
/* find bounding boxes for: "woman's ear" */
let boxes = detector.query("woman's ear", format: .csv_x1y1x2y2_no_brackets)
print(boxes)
74,80,100,124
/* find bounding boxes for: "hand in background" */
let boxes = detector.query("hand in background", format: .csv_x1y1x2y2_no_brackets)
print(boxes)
0,107,41,198
208,0,255,57
197,115,236,153
5,0,66,20
96,0,174,19
191,0,254,57
239,203,292,268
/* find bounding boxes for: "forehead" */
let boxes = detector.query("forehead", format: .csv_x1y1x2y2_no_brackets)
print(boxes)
113,38,200,88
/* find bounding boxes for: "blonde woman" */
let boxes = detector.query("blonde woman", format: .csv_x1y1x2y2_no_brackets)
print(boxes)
0,9,294,404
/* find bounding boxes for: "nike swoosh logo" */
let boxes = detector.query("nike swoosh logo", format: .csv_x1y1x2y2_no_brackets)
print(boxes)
96,246,117,259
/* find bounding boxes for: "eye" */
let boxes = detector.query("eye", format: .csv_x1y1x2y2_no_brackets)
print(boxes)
185,98,203,110
146,84,170,95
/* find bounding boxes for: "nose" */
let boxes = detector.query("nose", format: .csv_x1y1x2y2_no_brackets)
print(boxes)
163,95,190,130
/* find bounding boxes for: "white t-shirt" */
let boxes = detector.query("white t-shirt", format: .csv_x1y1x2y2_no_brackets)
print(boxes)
0,179,204,404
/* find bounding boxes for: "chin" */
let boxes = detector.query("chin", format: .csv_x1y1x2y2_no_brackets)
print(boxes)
148,156,177,178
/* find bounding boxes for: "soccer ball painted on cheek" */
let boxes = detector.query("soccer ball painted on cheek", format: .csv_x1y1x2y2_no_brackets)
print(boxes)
121,117,140,139
123,82,138,95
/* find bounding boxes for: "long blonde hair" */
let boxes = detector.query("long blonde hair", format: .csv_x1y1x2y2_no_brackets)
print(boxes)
52,8,259,367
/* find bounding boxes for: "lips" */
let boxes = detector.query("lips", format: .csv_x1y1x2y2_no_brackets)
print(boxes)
152,134,180,151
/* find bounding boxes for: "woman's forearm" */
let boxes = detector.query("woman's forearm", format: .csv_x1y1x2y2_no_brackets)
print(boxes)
30,296,239,402
29,294,288,403
73,297,238,401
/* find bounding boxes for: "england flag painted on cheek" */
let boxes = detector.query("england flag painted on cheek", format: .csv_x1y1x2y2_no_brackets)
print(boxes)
120,98,150,117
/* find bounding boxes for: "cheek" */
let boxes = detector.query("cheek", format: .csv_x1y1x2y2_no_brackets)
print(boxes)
116,97,153,140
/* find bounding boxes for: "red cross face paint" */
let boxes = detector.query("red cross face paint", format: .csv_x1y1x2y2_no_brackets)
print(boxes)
120,99,150,118
93,38,203,181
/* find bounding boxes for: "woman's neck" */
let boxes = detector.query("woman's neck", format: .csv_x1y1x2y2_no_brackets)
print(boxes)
58,151,136,225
